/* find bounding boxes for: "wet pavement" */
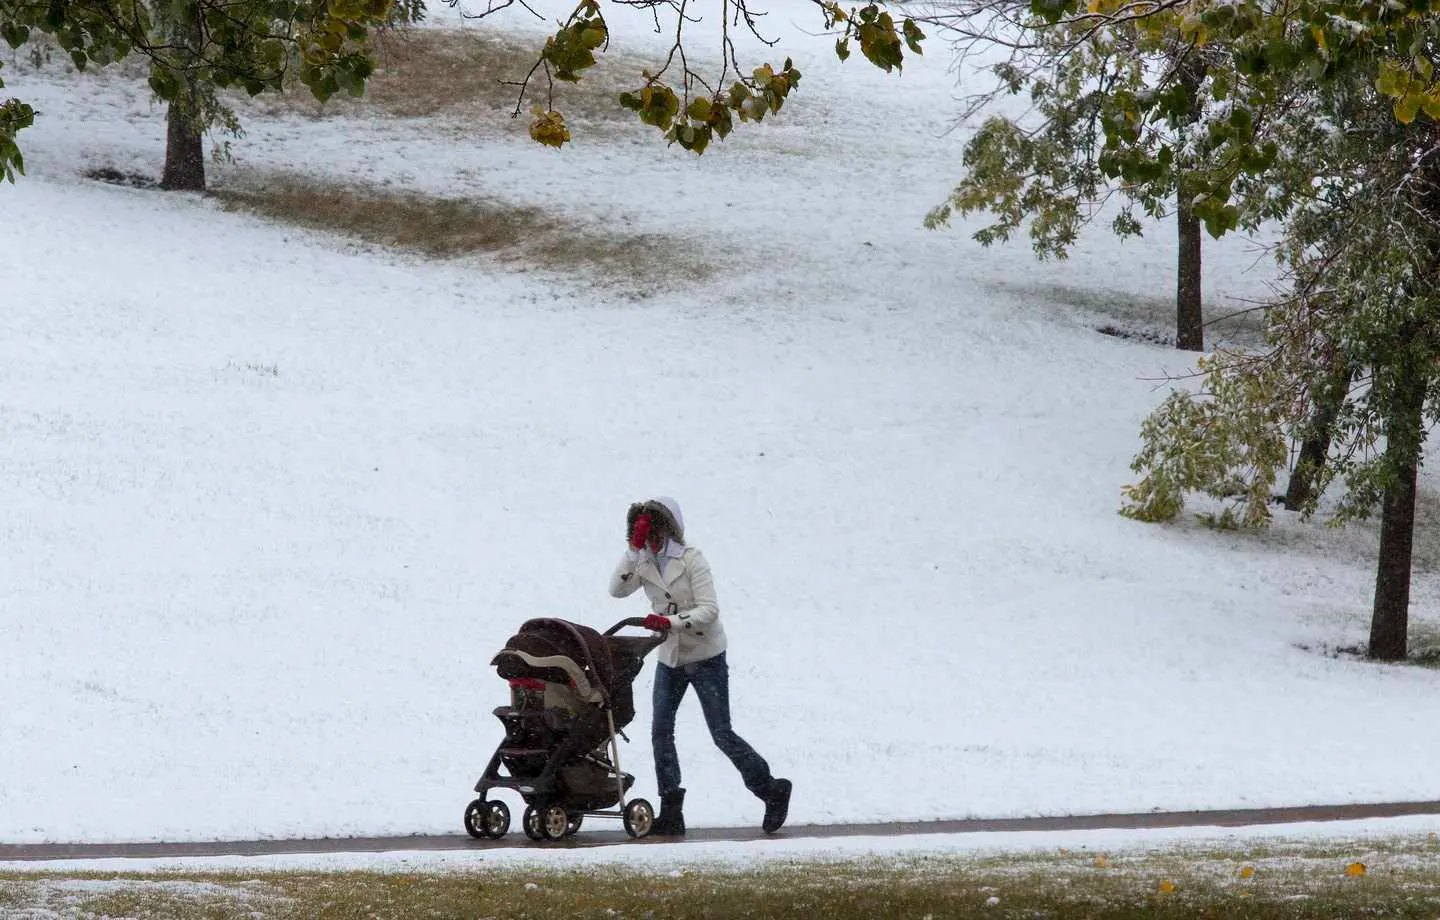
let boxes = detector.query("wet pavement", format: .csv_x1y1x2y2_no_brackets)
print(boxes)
5,800,1440,862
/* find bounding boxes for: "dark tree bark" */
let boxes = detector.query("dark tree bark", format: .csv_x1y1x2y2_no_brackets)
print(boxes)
1175,198,1203,351
160,82,205,192
1174,57,1206,353
1368,368,1427,661
1283,362,1353,512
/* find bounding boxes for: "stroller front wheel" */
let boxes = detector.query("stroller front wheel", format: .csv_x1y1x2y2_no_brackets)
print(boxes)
463,798,510,839
522,805,544,840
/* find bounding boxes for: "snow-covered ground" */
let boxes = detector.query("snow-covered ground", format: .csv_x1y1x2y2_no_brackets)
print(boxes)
4,0,1440,852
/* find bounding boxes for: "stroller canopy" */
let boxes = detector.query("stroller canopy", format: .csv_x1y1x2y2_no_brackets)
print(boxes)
491,618,619,705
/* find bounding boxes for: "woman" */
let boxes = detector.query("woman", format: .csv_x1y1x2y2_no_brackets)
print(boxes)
608,496,792,835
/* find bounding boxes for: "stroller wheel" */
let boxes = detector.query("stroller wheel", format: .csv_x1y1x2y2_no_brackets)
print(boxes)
464,798,510,839
565,813,583,837
522,805,544,841
623,798,654,838
540,804,569,841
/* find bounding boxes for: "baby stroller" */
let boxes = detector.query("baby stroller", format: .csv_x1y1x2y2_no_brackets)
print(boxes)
463,616,666,841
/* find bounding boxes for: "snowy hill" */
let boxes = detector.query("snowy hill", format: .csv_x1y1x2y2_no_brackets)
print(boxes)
4,0,1440,845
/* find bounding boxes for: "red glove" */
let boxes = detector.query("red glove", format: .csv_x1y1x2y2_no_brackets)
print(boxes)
629,514,652,549
643,614,672,631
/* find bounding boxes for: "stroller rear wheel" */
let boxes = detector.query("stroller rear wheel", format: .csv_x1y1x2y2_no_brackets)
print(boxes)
623,798,654,838
539,804,569,841
535,806,567,840
463,799,511,839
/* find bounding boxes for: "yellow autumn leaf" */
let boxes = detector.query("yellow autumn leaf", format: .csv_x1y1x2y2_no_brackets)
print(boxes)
1240,865,1255,879
528,107,572,148
1094,856,1109,867
1345,862,1367,877
1311,25,1326,52
1158,880,1177,894
1395,94,1420,125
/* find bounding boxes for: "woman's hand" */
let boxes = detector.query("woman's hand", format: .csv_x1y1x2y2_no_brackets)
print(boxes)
629,514,652,549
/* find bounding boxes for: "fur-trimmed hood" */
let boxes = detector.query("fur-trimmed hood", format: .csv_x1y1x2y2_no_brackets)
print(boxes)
627,496,686,544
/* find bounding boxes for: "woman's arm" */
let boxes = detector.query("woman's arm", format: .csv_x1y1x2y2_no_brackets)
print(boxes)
609,550,644,598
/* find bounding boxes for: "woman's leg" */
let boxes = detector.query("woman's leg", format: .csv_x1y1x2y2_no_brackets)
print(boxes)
650,662,691,795
687,652,773,795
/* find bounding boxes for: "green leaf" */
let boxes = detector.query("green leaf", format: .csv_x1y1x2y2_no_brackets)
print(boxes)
1210,70,1230,102
261,39,286,67
148,70,180,100
0,23,30,49
687,96,712,121
835,37,850,61
1376,65,1399,97
902,19,924,54
712,105,733,138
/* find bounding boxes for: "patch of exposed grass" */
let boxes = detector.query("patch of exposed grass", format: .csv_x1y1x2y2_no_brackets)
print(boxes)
5,834,1440,919
247,27,668,129
211,172,713,296
0,877,290,918
84,166,161,189
1008,281,1269,350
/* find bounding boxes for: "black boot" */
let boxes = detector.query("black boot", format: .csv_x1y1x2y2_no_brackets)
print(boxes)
652,788,686,835
760,778,791,834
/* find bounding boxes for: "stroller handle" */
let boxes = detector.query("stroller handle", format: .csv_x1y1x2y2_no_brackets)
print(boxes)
604,617,656,636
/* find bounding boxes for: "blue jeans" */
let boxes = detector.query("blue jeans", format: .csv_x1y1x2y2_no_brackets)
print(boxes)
651,651,772,796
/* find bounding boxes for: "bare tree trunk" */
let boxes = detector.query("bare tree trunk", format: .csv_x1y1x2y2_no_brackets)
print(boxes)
160,10,205,193
1283,362,1353,512
1174,56,1206,353
1368,368,1427,661
1176,197,1203,351
161,80,205,192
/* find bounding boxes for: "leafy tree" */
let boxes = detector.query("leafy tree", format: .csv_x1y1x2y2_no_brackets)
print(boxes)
908,0,1440,659
153,0,423,190
918,1,1282,351
1,0,926,182
1119,52,1440,661
1,0,404,186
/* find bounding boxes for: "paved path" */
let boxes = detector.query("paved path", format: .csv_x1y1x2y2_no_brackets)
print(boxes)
5,800,1440,862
